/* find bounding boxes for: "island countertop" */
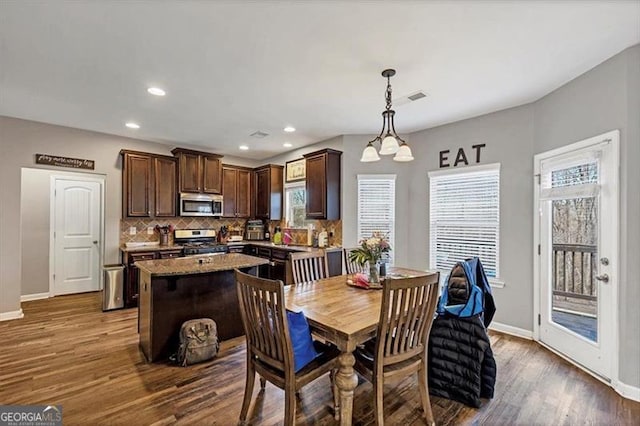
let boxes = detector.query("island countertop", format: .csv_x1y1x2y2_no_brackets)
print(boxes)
135,253,269,276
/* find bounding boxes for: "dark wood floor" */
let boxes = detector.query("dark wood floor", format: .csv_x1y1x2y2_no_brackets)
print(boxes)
0,292,637,425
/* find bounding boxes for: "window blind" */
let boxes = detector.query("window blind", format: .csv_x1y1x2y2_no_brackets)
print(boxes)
357,175,396,265
429,165,500,278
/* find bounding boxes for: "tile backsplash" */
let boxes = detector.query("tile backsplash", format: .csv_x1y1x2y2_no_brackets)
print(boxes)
120,217,247,246
120,217,342,247
267,220,342,247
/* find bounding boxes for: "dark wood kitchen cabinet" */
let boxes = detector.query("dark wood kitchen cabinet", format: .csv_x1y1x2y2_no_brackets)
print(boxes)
121,150,177,218
222,165,251,218
124,249,182,307
254,164,284,220
171,148,223,194
304,148,342,220
125,251,155,308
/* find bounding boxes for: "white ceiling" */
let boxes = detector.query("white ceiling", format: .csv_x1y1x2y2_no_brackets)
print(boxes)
1,1,639,160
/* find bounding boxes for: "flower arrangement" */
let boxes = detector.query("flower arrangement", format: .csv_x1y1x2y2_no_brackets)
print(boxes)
155,224,175,235
348,232,391,267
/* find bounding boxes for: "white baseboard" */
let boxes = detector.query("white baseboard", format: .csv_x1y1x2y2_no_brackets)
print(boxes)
614,380,640,402
0,309,24,322
489,321,533,340
20,292,51,302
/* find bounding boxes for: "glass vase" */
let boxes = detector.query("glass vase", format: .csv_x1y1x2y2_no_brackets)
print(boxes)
369,262,380,285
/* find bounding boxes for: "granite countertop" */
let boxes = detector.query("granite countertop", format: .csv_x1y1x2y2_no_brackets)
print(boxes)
120,244,183,253
228,240,342,253
135,253,269,276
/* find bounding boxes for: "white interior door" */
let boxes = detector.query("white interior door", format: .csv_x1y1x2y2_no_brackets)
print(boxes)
536,131,618,380
53,178,102,295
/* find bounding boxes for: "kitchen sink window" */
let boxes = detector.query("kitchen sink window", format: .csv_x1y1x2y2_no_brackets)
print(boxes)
285,182,308,228
357,174,396,265
429,163,500,280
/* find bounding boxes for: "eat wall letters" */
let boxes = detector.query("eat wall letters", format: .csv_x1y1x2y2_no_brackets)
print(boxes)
439,144,486,168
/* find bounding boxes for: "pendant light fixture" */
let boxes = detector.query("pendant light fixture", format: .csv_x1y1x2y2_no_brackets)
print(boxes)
361,68,414,162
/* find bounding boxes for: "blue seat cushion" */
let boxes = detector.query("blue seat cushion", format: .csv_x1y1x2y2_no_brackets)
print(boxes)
287,310,320,372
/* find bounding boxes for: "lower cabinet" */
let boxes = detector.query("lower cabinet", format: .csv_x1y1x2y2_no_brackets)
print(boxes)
243,245,342,285
124,249,182,308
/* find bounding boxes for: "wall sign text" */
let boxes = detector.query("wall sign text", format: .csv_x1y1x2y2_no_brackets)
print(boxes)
439,144,486,168
35,153,95,170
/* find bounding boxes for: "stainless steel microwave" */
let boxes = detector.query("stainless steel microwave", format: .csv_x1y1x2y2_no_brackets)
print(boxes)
179,193,223,217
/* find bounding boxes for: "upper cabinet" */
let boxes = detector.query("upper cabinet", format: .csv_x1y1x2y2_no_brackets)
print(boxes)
222,165,252,218
121,150,177,218
254,164,284,220
304,148,342,220
171,148,223,194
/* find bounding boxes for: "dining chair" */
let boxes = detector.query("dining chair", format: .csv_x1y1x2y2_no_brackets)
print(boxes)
235,269,340,426
343,247,367,274
353,273,440,426
290,250,329,284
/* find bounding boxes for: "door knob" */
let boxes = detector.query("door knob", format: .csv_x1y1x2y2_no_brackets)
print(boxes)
93,240,98,244
595,273,609,283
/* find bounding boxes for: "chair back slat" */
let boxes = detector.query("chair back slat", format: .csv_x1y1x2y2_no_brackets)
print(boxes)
290,250,328,284
376,274,439,366
236,270,293,373
343,248,367,274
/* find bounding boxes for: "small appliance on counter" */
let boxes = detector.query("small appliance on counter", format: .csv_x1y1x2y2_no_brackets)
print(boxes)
174,229,229,255
245,220,264,241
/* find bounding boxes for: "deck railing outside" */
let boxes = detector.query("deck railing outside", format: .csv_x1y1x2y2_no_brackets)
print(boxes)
552,243,597,302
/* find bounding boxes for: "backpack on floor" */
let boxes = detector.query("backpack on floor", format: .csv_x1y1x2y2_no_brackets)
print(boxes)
177,318,219,366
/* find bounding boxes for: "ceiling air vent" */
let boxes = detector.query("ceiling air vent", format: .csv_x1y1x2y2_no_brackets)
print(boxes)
250,131,269,138
408,92,427,101
393,91,428,107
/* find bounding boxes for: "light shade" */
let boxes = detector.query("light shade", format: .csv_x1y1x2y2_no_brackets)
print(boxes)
361,144,381,162
379,135,400,155
393,143,414,162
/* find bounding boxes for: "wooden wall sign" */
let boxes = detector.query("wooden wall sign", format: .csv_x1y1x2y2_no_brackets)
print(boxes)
285,158,306,182
35,153,95,170
439,144,486,168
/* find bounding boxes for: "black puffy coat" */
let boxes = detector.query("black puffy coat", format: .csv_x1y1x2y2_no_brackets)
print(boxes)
428,259,497,407
428,314,496,408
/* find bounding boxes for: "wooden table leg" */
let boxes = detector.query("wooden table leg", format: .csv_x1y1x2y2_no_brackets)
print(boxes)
335,351,359,426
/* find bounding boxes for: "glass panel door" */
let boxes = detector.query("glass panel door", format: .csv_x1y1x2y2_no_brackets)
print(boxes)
551,196,598,342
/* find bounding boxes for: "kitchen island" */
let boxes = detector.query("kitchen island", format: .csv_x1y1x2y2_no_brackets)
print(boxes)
135,253,269,362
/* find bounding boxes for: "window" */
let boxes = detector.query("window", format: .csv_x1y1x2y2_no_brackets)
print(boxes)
429,164,500,278
284,183,307,228
357,175,396,265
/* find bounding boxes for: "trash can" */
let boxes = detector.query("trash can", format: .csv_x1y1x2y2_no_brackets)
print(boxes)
103,264,125,311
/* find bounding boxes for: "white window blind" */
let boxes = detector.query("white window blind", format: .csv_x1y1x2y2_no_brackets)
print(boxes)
429,164,500,278
357,175,396,265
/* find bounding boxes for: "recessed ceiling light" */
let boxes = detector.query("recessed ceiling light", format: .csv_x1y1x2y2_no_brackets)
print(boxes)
147,87,166,96
283,142,293,148
239,145,249,151
284,126,296,133
125,122,140,129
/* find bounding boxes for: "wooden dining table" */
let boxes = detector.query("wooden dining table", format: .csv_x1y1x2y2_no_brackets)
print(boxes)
284,267,437,426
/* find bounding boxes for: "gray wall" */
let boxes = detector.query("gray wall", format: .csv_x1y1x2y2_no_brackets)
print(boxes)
0,116,258,312
342,105,535,330
341,45,639,388
533,45,640,387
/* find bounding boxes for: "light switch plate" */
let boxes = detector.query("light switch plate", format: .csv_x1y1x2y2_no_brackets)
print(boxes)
129,226,136,235
147,227,154,235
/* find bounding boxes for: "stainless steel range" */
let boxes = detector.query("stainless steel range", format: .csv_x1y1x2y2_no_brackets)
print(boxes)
174,229,229,255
